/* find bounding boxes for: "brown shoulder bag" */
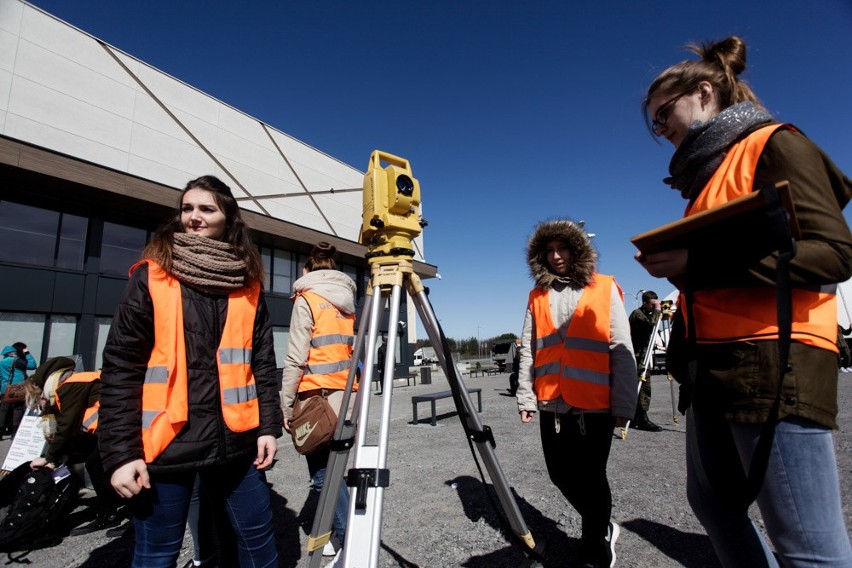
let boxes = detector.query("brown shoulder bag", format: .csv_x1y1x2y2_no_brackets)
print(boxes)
289,393,338,455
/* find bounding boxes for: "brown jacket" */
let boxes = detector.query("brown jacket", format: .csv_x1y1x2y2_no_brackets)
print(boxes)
670,126,852,429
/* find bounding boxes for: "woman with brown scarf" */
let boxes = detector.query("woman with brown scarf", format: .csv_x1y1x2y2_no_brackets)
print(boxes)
98,175,282,568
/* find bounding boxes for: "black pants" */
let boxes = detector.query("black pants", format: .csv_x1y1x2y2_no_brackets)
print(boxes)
68,433,121,511
0,401,24,436
539,410,613,564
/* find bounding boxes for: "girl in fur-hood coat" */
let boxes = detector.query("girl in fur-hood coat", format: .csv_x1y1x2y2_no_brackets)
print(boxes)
516,218,637,568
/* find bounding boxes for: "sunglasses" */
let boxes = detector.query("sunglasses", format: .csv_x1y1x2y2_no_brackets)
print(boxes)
650,91,690,135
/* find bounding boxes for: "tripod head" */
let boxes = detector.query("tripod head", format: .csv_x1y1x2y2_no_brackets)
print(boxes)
660,299,675,321
360,150,426,261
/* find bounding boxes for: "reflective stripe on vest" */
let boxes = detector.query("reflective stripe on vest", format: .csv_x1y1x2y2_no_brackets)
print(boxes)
298,291,356,392
528,274,616,410
54,370,101,434
684,124,838,352
132,260,261,464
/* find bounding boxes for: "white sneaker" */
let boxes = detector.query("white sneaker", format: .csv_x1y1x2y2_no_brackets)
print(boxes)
322,542,336,557
324,548,342,568
606,521,620,567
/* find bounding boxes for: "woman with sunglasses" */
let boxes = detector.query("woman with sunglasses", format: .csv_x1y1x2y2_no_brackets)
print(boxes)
637,36,852,567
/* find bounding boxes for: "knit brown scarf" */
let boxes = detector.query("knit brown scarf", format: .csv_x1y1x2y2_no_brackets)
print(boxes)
171,232,247,294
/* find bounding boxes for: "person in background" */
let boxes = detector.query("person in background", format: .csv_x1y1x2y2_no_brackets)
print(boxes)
0,342,37,438
628,291,663,432
280,242,356,564
25,356,127,536
98,175,282,568
375,335,387,395
638,36,852,566
516,219,637,568
838,325,852,373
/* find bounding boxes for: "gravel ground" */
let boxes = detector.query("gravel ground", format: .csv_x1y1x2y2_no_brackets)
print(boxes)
3,368,851,567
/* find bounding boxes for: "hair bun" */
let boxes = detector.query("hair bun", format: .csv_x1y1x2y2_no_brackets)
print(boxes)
312,241,336,259
703,36,747,77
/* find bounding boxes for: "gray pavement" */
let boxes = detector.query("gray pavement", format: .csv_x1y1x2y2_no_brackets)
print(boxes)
2,367,851,567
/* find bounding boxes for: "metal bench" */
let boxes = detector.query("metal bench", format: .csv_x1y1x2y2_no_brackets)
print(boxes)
411,387,482,426
372,365,416,392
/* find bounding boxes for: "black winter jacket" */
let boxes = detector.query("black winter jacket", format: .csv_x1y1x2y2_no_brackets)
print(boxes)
98,264,283,475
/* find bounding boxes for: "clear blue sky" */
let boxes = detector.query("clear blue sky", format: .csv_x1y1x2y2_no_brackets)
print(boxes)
27,0,852,341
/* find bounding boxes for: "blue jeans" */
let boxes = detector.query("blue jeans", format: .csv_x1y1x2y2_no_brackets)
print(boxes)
131,459,277,568
686,408,852,567
307,451,349,548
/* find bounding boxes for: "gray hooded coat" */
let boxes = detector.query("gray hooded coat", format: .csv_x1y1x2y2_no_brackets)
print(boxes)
280,269,357,419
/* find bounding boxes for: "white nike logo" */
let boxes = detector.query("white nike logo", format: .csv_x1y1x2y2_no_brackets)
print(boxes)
294,422,317,446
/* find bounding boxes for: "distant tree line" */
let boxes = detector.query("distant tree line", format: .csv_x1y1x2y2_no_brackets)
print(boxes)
415,332,517,359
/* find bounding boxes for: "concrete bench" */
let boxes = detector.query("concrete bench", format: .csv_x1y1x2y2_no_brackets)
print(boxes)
411,387,482,426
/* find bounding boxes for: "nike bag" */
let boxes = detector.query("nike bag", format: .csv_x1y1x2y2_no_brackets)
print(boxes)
289,394,337,455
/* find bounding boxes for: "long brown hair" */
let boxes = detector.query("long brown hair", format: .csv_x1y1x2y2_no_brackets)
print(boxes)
141,175,264,282
304,242,338,273
643,36,762,134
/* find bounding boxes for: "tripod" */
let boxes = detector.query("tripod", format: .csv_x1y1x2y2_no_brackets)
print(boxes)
304,256,544,568
621,305,677,439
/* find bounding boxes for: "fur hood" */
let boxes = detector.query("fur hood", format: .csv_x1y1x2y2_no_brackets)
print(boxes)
527,219,597,290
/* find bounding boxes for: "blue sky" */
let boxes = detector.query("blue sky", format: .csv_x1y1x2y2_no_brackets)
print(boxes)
27,0,852,341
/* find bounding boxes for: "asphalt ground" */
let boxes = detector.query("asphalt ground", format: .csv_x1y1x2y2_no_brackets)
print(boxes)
1,367,850,567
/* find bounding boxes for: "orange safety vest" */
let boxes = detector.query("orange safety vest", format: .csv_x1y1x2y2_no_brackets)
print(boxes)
297,291,356,392
684,124,838,352
529,274,618,410
132,260,261,463
55,371,101,434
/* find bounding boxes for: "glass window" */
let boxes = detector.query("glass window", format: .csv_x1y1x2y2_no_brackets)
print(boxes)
0,312,45,365
47,315,77,359
272,327,289,369
93,317,112,370
0,201,60,267
260,247,271,291
101,222,147,276
56,214,88,270
272,249,293,293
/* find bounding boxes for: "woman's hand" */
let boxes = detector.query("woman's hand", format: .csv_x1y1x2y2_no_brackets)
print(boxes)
520,410,535,424
282,416,291,434
255,435,277,470
111,459,150,498
635,249,688,280
30,457,54,470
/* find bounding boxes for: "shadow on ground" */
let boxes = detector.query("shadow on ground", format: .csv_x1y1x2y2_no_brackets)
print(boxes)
620,518,721,568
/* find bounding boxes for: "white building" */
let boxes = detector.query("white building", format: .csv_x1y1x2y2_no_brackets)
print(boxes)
0,0,436,369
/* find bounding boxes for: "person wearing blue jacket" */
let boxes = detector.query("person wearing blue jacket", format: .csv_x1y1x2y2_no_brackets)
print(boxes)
0,342,37,438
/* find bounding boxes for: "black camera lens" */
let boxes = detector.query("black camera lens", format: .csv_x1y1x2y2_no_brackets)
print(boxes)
396,175,414,196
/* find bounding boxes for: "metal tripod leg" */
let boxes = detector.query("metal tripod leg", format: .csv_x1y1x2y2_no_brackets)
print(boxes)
407,273,543,560
305,292,376,568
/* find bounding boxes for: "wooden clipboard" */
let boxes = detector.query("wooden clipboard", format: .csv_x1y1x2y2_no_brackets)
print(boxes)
631,181,800,255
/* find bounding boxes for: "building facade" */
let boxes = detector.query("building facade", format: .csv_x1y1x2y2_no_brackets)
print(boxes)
0,0,436,370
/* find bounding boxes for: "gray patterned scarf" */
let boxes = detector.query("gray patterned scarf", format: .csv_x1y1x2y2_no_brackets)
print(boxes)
665,102,774,200
171,232,247,294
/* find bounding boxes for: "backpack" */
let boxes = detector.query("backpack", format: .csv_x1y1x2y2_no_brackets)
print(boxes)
0,463,79,552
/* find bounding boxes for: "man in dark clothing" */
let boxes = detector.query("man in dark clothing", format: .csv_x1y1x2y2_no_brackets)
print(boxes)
376,336,387,395
628,291,663,432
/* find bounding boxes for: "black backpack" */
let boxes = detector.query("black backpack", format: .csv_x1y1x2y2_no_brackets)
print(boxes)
0,463,79,552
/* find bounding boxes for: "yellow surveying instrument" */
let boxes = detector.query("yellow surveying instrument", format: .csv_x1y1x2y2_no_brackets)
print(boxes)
304,151,545,567
621,298,678,439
